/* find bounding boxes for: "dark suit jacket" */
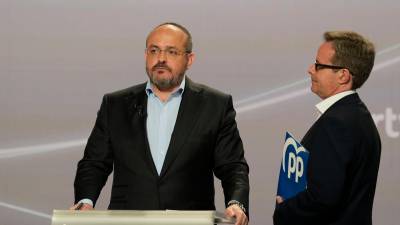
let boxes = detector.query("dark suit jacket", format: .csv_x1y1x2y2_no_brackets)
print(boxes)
74,78,249,213
274,93,381,225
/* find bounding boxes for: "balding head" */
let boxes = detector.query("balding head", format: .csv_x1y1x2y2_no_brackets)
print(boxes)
146,22,192,53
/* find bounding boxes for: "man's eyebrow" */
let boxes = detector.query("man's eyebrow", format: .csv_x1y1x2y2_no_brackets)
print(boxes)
147,45,178,50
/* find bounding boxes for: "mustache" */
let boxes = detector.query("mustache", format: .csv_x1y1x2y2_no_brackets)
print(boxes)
152,63,171,72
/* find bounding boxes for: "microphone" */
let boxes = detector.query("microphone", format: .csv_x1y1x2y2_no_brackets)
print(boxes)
133,104,146,118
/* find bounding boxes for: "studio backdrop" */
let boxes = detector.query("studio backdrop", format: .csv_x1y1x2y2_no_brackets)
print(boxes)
1,1,399,225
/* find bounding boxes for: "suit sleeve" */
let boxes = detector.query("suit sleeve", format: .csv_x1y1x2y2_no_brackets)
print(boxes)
213,95,250,215
74,95,114,206
273,116,355,225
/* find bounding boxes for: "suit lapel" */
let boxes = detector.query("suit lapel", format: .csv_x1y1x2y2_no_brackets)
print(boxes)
160,78,203,177
125,85,159,176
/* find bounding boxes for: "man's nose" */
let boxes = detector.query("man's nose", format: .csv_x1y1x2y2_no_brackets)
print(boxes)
157,50,167,62
307,64,315,76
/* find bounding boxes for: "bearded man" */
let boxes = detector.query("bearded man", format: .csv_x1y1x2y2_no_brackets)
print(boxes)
71,22,249,225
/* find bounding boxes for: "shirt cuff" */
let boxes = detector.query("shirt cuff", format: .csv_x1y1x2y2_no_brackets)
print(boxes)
78,198,94,206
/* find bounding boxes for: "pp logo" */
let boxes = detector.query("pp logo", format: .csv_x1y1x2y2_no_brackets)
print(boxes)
282,135,308,183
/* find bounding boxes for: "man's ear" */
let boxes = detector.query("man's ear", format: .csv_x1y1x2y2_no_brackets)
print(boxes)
338,68,352,85
186,52,195,69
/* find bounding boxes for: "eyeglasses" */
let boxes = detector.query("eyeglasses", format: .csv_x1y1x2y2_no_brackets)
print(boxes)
314,62,346,71
146,47,189,58
314,62,355,75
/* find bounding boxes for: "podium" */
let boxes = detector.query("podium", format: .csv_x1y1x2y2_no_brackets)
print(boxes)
51,210,235,225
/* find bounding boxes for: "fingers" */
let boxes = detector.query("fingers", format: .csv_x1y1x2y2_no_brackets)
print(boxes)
225,205,248,225
225,206,234,217
276,196,284,204
69,203,94,210
69,203,78,210
80,204,94,210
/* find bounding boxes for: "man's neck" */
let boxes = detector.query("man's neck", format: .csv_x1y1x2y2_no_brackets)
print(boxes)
152,87,175,102
316,90,356,115
152,81,185,102
148,77,185,102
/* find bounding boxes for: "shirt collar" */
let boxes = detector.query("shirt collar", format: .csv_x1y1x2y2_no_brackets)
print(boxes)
145,76,186,97
315,90,356,115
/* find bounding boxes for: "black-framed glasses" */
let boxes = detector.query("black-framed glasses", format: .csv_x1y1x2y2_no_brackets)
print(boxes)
314,63,354,75
314,63,346,71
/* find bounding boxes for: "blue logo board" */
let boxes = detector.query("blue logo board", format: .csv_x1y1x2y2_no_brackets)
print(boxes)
277,132,309,200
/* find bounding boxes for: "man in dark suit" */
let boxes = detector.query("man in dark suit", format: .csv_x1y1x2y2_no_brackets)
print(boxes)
273,31,381,225
71,22,249,225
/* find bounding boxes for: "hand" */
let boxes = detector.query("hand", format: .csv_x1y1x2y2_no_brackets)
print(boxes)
225,204,248,225
69,203,93,210
276,196,284,204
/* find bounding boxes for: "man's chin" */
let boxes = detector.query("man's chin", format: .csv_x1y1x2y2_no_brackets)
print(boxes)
148,72,184,91
151,78,175,90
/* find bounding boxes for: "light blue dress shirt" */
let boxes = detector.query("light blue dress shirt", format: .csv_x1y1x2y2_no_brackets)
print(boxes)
145,79,185,175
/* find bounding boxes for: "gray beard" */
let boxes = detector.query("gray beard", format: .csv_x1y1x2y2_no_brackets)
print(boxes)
147,70,185,91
